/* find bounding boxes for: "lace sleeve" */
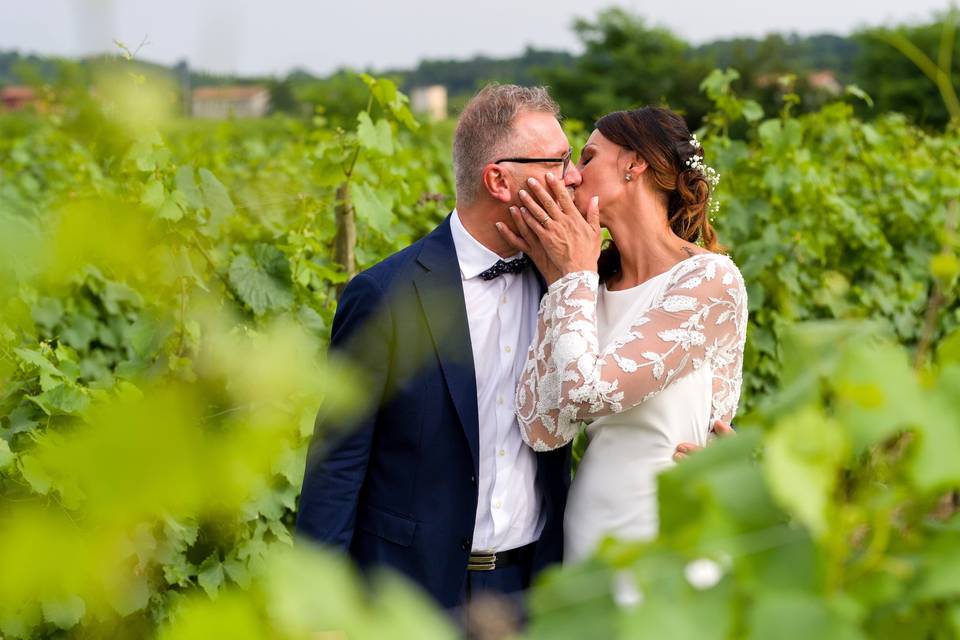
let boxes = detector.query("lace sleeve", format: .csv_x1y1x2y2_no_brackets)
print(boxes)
516,254,747,452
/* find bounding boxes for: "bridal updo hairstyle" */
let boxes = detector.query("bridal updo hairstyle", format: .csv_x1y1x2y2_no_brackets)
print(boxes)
595,106,720,282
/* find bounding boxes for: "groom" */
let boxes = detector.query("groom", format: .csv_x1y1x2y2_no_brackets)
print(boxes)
295,84,724,610
296,85,574,611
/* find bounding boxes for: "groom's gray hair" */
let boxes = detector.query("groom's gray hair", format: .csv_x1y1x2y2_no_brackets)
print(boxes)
453,84,560,205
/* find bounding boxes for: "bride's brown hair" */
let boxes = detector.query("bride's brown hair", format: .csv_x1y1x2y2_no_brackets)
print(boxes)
594,107,721,282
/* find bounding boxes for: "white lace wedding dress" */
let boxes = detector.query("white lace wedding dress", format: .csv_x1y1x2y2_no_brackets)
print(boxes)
516,253,748,563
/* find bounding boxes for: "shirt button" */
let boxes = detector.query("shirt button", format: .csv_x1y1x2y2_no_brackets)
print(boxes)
504,345,511,353
494,500,502,509
497,396,504,405
501,295,508,304
498,449,506,457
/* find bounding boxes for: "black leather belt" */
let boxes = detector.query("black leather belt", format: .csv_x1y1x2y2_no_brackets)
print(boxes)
467,542,534,571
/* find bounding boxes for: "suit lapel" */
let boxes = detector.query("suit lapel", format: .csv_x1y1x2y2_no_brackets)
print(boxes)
413,216,480,474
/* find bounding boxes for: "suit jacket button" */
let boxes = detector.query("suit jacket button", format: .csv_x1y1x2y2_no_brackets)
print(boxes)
470,475,476,484
461,538,471,550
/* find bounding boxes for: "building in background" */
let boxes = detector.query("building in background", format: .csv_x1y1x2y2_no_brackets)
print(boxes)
807,70,842,95
1,86,41,111
191,85,270,119
755,70,842,96
410,85,447,121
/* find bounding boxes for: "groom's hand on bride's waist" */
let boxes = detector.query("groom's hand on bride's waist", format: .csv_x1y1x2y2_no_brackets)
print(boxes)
673,420,735,461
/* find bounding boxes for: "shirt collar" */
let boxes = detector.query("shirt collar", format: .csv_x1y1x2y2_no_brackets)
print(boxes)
450,209,522,280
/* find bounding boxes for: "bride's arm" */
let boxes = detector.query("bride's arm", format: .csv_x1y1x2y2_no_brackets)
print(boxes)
515,255,747,452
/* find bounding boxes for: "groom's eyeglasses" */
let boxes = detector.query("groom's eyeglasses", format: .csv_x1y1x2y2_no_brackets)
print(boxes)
494,146,574,178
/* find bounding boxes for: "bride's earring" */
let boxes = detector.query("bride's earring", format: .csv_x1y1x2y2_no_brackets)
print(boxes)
625,174,632,182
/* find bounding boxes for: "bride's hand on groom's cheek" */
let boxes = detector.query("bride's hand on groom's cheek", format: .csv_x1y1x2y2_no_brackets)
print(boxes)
496,208,562,284
673,420,735,461
512,173,601,277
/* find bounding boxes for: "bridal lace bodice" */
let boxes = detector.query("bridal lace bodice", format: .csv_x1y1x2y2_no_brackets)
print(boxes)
516,253,748,452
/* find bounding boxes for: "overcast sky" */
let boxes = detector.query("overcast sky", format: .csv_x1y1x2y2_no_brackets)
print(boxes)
1,0,953,76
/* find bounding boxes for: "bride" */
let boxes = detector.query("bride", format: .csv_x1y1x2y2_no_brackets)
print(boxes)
495,106,748,563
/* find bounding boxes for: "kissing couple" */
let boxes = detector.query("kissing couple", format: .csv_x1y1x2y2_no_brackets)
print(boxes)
296,84,748,619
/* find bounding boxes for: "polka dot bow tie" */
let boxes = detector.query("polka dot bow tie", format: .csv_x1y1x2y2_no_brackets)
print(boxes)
478,255,531,280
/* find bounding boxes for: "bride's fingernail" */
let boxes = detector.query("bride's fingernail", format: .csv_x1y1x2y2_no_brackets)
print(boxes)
526,177,536,186
519,189,527,198
546,172,554,180
495,222,503,231
520,207,528,215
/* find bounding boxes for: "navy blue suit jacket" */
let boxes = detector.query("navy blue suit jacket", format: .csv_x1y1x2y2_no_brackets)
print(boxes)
295,215,571,608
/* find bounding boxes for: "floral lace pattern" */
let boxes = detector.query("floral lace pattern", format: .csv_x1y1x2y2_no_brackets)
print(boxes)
516,253,748,452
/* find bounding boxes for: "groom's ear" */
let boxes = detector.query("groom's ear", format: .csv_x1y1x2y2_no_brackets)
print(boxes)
481,164,514,203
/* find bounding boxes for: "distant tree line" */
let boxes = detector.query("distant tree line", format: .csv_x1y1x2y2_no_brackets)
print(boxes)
531,8,958,129
2,8,957,129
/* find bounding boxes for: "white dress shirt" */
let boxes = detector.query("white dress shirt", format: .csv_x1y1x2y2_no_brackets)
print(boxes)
450,210,545,553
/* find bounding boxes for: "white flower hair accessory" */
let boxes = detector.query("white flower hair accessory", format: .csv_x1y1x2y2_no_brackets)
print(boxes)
684,134,720,220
